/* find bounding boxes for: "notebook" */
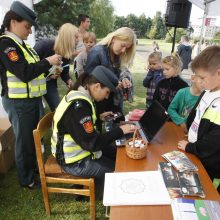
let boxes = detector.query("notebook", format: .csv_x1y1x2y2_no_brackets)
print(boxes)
120,101,169,144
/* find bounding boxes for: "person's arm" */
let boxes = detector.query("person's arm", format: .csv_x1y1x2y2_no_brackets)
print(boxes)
176,44,182,55
60,58,71,84
153,80,162,102
168,89,185,125
0,39,50,82
143,71,153,87
61,100,124,152
76,52,86,76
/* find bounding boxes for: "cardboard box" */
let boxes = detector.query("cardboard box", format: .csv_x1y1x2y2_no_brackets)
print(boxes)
0,118,15,173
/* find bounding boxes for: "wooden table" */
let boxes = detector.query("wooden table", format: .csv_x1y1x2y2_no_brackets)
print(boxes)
110,122,220,220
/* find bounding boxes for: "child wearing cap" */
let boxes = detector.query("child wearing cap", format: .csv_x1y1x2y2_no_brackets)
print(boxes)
51,65,137,181
177,46,220,192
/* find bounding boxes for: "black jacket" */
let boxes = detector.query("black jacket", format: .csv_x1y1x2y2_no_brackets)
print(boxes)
0,36,50,97
177,44,192,70
186,91,220,179
153,76,188,110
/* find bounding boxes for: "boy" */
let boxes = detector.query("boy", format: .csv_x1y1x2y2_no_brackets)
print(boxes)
143,52,163,109
178,46,220,191
168,74,203,133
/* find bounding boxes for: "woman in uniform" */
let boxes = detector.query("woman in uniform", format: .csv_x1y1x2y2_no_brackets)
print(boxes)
0,1,61,189
51,65,137,180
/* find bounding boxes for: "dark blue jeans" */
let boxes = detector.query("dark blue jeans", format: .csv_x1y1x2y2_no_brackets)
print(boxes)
62,144,116,180
2,97,41,186
40,81,60,116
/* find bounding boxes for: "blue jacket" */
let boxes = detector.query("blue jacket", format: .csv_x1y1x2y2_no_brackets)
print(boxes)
85,45,121,77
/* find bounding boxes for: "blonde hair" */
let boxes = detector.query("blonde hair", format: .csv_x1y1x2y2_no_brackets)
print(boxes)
162,54,182,74
54,23,78,59
83,32,96,43
148,52,162,61
98,27,136,68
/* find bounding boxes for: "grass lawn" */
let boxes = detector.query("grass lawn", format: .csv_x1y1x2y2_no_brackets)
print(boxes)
0,53,148,220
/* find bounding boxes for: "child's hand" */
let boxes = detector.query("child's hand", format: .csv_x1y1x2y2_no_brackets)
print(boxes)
177,140,188,151
180,123,187,134
100,111,114,121
121,78,132,88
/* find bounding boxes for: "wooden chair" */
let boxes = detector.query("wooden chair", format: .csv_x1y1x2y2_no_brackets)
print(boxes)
33,112,95,219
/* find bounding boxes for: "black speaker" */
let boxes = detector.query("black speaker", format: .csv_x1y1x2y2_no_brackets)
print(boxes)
165,0,192,28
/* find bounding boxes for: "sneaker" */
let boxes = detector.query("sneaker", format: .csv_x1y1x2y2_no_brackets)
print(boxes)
22,181,41,190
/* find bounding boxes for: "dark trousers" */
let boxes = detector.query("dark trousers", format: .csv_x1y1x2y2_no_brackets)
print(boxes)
2,97,41,186
61,143,116,180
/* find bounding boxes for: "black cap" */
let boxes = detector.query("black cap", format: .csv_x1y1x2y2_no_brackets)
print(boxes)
91,66,118,92
10,1,37,27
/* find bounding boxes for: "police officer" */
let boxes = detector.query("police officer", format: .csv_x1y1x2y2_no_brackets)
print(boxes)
0,1,61,189
51,65,137,180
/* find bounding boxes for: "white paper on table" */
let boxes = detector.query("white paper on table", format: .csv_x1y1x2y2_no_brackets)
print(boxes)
103,171,171,206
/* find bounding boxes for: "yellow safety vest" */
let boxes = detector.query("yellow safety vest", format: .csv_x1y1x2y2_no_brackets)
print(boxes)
0,35,46,98
51,90,97,164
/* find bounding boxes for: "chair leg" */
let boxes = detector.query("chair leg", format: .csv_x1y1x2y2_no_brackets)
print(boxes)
41,182,51,215
89,179,95,220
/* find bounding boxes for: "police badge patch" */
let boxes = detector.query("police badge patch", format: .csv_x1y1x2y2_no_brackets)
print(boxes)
7,50,19,62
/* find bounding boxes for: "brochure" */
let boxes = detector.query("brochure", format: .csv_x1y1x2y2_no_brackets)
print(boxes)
103,171,171,206
171,198,220,220
159,162,205,198
162,150,198,172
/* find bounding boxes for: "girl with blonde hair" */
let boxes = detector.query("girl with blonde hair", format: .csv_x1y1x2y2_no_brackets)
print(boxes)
85,27,136,127
34,23,79,112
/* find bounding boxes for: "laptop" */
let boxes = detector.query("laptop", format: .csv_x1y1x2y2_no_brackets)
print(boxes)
116,101,170,145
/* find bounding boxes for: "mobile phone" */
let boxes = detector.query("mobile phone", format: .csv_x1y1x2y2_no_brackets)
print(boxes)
105,112,122,122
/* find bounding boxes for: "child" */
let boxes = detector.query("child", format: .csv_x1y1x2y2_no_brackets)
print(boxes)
75,32,96,77
168,74,203,132
143,52,163,108
177,46,220,187
153,54,188,110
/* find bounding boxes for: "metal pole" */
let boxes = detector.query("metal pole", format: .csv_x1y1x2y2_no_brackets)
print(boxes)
171,27,177,53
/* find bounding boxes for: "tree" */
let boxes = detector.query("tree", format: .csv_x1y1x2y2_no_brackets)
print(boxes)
34,0,94,39
212,32,220,44
114,16,128,30
90,0,114,38
165,28,187,43
148,12,166,39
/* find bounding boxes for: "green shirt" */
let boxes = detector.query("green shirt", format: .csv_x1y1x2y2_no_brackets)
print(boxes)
168,87,199,125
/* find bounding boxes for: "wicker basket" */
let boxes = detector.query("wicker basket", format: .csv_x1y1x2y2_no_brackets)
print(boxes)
125,129,148,159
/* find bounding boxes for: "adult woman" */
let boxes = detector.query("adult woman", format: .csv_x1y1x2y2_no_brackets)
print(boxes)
51,65,136,179
85,27,136,117
0,1,61,189
34,23,78,112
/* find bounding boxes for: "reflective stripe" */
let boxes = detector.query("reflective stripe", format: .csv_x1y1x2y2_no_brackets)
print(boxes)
203,107,220,125
51,91,97,164
0,35,46,98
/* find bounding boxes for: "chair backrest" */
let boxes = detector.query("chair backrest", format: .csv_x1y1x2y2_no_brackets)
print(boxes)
33,112,54,178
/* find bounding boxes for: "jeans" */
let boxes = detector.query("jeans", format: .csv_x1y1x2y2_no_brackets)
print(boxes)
2,97,41,186
62,144,116,180
40,81,60,115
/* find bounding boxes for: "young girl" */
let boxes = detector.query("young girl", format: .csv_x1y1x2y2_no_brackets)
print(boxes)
143,52,163,109
168,74,203,132
75,32,96,78
153,55,188,110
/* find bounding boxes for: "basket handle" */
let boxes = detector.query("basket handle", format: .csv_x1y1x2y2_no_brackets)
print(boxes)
132,129,138,147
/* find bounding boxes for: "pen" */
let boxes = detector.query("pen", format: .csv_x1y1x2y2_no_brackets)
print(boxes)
62,64,70,68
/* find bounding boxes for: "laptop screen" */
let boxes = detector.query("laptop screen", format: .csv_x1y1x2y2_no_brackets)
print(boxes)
139,101,170,142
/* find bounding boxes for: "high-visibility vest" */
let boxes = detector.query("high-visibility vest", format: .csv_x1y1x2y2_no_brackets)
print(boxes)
51,90,97,164
0,35,46,98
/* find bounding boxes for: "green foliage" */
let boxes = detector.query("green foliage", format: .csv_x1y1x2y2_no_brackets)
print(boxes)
148,12,166,39
90,0,114,38
212,31,220,44
34,0,94,38
165,28,187,43
113,13,152,38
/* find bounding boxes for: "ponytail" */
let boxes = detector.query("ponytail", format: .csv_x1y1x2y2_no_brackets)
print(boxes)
0,24,5,35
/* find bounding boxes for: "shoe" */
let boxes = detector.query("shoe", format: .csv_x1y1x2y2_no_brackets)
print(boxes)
21,180,41,190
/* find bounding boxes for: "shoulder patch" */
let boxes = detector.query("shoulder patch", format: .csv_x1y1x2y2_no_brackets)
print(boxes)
7,50,19,62
80,116,94,133
4,47,16,54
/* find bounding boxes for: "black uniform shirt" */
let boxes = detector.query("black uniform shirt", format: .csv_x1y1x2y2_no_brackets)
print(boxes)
58,99,124,152
0,36,50,97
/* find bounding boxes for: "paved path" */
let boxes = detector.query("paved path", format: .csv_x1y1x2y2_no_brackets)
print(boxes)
136,44,192,85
